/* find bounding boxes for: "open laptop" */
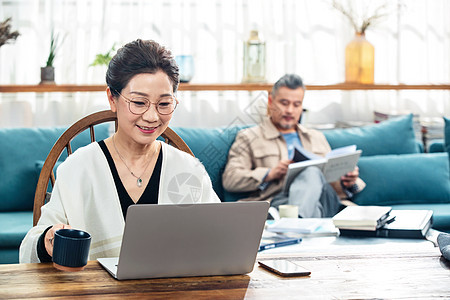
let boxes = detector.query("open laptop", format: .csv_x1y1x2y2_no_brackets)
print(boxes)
97,201,269,280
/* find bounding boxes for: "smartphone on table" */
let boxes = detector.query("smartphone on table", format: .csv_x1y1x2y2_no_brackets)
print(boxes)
258,260,311,277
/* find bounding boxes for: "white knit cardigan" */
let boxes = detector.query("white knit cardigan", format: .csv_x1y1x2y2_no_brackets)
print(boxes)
20,141,220,263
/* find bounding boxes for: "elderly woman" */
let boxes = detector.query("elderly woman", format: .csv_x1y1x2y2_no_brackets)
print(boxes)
20,39,220,263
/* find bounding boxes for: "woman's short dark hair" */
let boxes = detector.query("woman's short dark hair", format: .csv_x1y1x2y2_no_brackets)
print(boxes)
272,74,305,96
106,39,179,96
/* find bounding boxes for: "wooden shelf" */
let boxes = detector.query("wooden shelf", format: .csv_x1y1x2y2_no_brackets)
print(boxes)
307,83,450,91
0,83,449,93
0,84,107,93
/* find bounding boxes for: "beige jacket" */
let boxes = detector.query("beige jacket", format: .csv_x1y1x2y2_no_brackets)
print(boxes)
222,117,365,202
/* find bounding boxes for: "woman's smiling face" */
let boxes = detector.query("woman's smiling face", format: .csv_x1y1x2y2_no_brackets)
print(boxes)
109,71,175,146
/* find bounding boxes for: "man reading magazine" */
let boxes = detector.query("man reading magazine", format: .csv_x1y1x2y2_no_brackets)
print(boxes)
282,145,362,194
222,74,366,218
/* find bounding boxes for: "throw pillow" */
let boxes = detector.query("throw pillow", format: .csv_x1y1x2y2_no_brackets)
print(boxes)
322,114,420,156
0,123,111,212
428,140,445,153
0,127,66,212
353,153,450,206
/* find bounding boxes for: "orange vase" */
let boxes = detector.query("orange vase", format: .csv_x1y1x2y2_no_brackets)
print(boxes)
345,32,374,84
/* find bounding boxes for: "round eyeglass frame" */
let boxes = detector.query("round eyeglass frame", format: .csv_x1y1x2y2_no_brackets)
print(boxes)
114,89,178,115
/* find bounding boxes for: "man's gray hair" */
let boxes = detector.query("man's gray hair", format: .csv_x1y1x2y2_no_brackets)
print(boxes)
272,74,305,96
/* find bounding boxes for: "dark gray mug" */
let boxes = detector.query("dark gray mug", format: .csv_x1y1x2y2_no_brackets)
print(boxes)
52,229,91,272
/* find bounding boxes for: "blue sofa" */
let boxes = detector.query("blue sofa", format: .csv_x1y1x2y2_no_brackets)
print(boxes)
1,114,449,264
174,114,450,231
0,125,111,264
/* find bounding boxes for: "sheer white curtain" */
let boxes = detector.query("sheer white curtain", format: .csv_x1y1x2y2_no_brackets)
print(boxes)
0,0,449,128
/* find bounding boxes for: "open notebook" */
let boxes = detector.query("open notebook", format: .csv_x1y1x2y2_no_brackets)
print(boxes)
97,201,269,280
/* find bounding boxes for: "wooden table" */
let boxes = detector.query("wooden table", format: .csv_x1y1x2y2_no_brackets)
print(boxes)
1,245,449,299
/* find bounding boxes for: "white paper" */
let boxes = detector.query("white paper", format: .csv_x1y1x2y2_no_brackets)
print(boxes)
266,218,325,234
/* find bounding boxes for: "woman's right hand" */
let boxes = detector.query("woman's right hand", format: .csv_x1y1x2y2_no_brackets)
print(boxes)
44,224,72,257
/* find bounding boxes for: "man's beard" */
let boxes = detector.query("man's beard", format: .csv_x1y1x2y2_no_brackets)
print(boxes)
270,107,298,130
270,115,296,130
278,121,294,130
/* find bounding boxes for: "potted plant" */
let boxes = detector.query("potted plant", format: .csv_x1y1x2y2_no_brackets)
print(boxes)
0,17,20,48
89,44,116,83
40,30,62,84
90,43,116,67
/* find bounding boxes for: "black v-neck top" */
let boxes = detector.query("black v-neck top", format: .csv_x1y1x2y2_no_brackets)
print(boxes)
98,140,162,219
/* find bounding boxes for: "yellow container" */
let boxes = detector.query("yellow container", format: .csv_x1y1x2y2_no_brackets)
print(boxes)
345,33,374,84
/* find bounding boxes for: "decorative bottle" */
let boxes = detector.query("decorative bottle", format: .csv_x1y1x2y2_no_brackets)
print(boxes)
243,30,266,83
345,32,374,84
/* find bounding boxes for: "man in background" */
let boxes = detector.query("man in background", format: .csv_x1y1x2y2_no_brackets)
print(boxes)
222,74,365,217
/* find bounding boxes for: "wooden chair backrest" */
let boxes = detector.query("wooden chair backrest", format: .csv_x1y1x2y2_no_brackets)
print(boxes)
33,110,193,226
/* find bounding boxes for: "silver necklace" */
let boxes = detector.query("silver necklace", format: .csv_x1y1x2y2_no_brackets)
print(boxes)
112,135,156,187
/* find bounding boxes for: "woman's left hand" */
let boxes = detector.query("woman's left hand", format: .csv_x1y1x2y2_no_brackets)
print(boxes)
44,224,73,257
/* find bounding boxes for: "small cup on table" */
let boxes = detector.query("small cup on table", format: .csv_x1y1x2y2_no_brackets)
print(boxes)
278,205,299,218
52,229,91,272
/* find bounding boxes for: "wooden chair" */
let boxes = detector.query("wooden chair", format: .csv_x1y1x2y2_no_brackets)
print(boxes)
33,110,193,226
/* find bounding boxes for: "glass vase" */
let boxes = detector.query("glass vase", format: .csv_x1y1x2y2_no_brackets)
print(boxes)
345,33,374,84
175,55,194,83
242,30,266,83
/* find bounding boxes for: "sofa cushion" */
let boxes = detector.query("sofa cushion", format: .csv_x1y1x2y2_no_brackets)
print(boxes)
223,189,253,203
173,125,249,201
0,127,65,212
322,114,421,156
0,124,111,212
428,139,445,153
0,249,20,264
354,153,450,206
35,160,63,193
35,160,62,175
0,211,33,247
444,116,450,155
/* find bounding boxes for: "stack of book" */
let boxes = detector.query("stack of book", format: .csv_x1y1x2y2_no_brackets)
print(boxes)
332,206,393,231
420,117,444,151
333,206,433,239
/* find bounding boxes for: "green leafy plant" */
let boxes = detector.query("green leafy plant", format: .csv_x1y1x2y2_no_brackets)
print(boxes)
0,17,20,47
90,44,116,67
45,30,63,67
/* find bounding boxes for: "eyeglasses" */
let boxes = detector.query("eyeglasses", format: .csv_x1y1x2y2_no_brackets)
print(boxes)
115,90,178,115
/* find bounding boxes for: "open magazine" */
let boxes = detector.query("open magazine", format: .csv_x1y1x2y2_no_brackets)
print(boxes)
281,145,362,194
